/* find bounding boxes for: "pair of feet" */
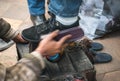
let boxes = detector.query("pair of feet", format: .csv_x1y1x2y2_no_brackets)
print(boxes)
89,42,112,64
22,14,80,42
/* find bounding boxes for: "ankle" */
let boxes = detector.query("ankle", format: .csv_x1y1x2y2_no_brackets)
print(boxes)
13,33,28,43
56,16,78,26
30,14,46,25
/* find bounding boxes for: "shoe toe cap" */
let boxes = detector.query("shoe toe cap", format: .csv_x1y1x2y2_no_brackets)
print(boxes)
94,52,112,64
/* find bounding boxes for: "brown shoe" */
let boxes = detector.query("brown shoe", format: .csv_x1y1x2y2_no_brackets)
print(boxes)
0,18,27,43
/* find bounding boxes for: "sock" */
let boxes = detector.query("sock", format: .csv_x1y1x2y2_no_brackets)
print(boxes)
56,15,78,25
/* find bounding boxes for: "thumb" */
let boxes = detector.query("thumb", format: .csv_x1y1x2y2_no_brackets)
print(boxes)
48,30,59,40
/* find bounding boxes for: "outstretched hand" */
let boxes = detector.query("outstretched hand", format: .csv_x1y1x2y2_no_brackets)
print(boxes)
35,30,72,56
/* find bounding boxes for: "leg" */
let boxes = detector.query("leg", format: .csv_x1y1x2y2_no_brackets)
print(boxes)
27,0,46,25
22,0,83,42
0,18,27,52
23,0,83,61
48,0,82,17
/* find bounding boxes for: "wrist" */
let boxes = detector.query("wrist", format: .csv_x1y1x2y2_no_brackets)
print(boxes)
35,48,46,56
31,51,45,68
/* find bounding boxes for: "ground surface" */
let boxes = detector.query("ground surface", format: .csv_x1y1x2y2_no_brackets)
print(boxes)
0,0,120,81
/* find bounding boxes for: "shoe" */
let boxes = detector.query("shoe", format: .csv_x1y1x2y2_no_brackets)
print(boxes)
94,52,112,64
0,39,14,51
90,50,112,64
89,42,103,51
0,18,19,41
105,17,120,33
30,14,46,26
22,14,80,42
0,18,27,43
0,18,11,40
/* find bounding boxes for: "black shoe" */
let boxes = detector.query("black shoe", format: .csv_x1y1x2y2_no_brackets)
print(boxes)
22,15,80,42
30,14,46,26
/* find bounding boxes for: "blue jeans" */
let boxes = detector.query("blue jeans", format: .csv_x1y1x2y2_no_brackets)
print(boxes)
27,0,82,17
49,0,82,17
27,0,45,15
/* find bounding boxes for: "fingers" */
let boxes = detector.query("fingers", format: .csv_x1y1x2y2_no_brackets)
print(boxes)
47,30,59,40
58,34,72,45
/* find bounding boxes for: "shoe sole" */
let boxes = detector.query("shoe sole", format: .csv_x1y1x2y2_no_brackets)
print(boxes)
0,39,14,51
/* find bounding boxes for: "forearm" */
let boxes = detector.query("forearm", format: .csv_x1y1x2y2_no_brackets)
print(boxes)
5,52,45,81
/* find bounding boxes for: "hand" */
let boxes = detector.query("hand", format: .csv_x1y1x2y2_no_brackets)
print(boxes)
35,30,72,56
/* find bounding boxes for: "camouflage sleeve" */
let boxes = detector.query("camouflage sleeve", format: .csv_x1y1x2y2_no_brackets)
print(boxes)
2,51,45,81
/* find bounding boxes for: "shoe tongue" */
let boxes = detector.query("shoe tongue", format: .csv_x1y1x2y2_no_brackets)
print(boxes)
36,22,52,34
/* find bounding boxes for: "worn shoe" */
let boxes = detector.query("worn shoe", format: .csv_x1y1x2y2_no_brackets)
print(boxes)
94,52,112,64
22,15,80,42
0,18,19,41
0,18,27,43
0,18,11,40
30,14,46,26
90,50,112,64
0,39,14,51
89,42,103,51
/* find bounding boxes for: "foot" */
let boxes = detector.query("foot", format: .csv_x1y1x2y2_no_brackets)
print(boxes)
22,14,80,42
93,52,112,64
90,50,112,64
89,42,103,51
30,14,46,26
0,18,27,43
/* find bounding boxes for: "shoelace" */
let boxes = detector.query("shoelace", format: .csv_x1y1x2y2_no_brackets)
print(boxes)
36,20,51,34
